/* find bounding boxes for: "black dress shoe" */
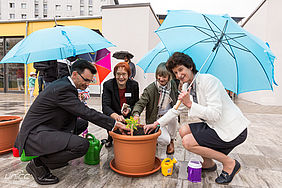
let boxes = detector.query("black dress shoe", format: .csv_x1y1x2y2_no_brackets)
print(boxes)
103,137,113,148
105,140,113,148
215,160,241,184
26,159,59,185
202,163,217,172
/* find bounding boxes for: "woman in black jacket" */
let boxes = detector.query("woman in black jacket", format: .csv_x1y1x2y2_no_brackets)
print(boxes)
102,62,139,147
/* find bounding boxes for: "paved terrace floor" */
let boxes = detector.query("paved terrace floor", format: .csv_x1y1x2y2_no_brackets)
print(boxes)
0,93,282,188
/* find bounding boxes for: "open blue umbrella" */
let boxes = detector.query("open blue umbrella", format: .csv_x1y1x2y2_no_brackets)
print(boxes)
137,42,170,73
0,26,115,64
156,10,276,94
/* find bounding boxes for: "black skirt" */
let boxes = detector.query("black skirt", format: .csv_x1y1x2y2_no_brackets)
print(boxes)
190,122,247,155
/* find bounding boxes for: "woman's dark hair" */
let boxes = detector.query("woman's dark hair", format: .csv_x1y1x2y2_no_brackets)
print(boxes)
71,59,97,74
166,52,198,75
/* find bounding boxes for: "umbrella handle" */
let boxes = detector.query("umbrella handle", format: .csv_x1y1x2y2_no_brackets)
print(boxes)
174,100,182,110
174,82,189,110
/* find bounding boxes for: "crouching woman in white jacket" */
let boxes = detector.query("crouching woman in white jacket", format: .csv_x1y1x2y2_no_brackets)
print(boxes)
144,52,249,185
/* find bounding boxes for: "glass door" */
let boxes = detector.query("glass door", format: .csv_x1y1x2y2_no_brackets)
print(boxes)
0,36,24,93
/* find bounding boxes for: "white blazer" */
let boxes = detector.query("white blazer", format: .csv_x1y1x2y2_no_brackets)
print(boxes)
158,74,250,142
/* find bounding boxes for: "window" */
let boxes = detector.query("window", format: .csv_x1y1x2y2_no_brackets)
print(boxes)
21,3,27,9
35,4,39,13
9,14,15,19
35,14,39,18
89,0,93,5
80,6,84,15
55,15,61,17
21,14,27,19
43,14,47,18
80,0,84,4
43,4,47,14
67,5,72,11
9,3,15,8
55,5,61,11
88,6,93,15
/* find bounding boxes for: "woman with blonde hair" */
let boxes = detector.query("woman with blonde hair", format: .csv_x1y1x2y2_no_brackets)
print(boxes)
132,63,179,154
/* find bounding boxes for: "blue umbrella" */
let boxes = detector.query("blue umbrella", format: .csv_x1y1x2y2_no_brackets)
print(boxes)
137,42,170,73
156,10,276,94
0,26,115,64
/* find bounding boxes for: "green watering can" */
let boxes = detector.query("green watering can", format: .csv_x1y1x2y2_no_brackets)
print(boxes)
84,133,107,165
20,149,38,162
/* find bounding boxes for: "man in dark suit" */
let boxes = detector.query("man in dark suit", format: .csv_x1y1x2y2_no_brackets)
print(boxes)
15,59,129,185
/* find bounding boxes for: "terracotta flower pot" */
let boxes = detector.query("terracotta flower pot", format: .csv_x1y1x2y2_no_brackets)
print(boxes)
109,129,161,175
0,116,22,154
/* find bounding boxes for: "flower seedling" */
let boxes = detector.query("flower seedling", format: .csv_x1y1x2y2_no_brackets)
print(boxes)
125,116,140,136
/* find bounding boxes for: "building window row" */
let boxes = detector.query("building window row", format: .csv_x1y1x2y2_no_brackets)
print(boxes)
9,2,27,9
55,5,75,11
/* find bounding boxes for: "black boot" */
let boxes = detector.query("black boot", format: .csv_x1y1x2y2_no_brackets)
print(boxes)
105,131,113,148
26,158,59,185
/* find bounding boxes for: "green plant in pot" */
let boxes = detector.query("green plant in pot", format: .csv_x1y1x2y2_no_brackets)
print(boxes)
125,116,140,136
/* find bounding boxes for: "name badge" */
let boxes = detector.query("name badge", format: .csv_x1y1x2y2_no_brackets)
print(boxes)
125,93,132,97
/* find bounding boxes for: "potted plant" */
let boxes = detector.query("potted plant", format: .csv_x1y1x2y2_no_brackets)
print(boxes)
125,116,140,136
109,116,161,177
0,116,22,154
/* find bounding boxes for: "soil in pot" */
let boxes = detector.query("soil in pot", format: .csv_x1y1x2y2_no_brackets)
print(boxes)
113,125,158,136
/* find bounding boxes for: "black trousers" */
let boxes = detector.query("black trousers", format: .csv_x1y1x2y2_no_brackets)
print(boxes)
39,118,89,170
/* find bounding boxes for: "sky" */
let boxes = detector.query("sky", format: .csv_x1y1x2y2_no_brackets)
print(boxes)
118,0,263,17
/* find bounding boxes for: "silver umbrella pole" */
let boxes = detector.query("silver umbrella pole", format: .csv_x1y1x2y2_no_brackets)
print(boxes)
174,23,226,110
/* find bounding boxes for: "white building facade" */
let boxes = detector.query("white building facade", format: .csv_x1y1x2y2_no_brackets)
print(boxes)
239,0,282,106
101,3,161,92
0,0,116,20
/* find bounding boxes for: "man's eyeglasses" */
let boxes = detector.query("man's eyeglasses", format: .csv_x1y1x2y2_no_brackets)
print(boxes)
77,72,93,83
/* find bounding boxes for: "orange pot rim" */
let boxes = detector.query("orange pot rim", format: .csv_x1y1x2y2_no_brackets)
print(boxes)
109,129,161,141
0,116,23,127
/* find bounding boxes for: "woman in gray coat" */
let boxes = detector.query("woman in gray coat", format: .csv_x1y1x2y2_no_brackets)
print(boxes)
132,63,179,154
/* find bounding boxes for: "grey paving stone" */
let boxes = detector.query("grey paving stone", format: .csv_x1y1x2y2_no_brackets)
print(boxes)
1,93,282,187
